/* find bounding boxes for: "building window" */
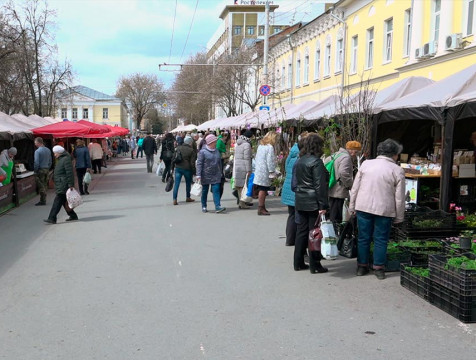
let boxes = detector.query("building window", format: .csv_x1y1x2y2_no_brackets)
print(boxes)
72,108,78,120
314,48,321,81
304,54,309,84
432,0,441,41
61,108,67,119
83,108,89,119
324,44,331,76
466,0,474,36
384,18,393,62
366,27,374,69
103,108,108,119
281,65,286,89
336,39,343,72
259,26,265,36
273,27,280,34
403,9,411,57
287,62,292,88
296,56,301,87
246,26,255,35
350,35,358,74
233,26,242,35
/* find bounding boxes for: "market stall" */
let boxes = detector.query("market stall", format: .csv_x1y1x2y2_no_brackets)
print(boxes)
375,65,476,212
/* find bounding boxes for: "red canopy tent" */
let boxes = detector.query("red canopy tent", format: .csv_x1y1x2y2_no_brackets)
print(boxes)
105,124,129,136
76,120,121,137
32,121,102,137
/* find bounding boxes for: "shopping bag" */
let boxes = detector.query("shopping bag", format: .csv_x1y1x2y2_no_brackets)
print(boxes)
66,188,83,209
320,214,338,260
338,215,358,258
165,176,174,192
190,181,202,197
156,161,165,176
246,173,254,197
83,172,92,184
308,216,322,252
240,174,252,203
230,177,235,190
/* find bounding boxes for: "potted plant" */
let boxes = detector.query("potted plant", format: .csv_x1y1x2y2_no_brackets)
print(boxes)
459,230,474,250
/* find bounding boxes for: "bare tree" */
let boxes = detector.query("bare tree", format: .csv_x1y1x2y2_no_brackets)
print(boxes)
171,52,213,124
1,0,72,116
116,73,166,130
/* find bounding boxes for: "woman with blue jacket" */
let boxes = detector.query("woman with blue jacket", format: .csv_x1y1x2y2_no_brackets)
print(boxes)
73,139,92,195
281,142,300,246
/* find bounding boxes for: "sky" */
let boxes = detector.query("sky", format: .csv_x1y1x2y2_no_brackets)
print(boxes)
29,0,331,96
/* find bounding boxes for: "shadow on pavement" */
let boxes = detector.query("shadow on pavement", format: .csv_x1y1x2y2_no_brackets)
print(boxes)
77,215,125,222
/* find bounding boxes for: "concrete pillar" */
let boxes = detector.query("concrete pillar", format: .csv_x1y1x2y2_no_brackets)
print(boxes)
89,106,94,122
409,0,424,61
67,107,72,121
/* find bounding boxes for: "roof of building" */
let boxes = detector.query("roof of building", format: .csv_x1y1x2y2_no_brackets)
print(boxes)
219,4,279,20
59,85,118,101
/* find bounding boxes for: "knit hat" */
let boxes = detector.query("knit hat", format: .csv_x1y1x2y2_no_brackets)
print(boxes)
52,145,65,153
243,130,253,139
184,136,193,145
345,141,362,151
205,134,217,145
8,147,17,156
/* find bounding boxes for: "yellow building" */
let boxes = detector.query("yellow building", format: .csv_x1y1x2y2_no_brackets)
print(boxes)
267,0,476,107
56,85,129,128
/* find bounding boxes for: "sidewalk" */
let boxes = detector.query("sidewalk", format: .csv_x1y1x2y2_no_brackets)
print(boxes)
0,156,475,359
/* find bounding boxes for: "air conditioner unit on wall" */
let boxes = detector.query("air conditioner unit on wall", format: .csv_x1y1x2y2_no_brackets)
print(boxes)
423,41,437,57
415,47,423,59
445,33,463,50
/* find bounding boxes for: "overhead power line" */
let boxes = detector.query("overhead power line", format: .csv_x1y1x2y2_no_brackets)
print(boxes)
169,0,178,62
180,0,200,61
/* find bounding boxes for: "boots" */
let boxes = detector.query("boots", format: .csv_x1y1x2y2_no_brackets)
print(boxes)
309,252,329,274
84,184,89,195
239,201,250,209
257,206,270,215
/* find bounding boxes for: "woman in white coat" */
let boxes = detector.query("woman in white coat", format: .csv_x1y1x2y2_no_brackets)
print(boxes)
253,131,277,215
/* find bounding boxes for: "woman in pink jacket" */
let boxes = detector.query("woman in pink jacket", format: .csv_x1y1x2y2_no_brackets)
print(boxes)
349,139,405,280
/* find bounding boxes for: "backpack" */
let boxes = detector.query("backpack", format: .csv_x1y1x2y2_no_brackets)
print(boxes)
173,148,183,164
324,153,344,188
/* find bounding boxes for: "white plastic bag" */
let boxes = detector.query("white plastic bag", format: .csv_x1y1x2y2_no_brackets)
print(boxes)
240,175,252,203
190,181,202,197
320,214,338,260
83,172,92,184
66,188,83,209
156,161,165,176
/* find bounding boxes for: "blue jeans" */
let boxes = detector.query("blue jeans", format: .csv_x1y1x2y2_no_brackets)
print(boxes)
356,211,393,269
201,183,221,210
173,168,193,200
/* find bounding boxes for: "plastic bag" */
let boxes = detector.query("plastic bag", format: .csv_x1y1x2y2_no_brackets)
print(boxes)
320,214,338,260
66,188,83,209
83,172,92,185
156,161,165,176
165,176,174,192
190,181,202,197
246,173,254,197
240,175,252,203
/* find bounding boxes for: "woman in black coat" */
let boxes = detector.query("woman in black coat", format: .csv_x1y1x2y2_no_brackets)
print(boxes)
292,133,329,274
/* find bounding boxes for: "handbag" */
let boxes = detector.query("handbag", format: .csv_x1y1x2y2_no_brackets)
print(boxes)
338,215,358,258
308,215,322,252
66,188,83,209
83,172,92,184
240,174,252,203
165,175,174,192
190,181,202,197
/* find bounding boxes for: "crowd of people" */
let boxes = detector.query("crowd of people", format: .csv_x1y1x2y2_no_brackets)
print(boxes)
25,128,405,280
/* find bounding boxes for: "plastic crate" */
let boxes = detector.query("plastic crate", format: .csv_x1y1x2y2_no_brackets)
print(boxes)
397,240,444,266
393,227,459,241
386,251,411,272
428,254,476,296
429,282,476,323
404,210,456,230
400,264,430,300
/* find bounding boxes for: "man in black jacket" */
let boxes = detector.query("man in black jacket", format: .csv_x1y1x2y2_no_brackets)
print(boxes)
143,132,158,173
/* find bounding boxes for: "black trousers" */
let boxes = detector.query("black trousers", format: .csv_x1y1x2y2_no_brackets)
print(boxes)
286,206,297,246
329,197,345,225
76,168,87,194
162,160,172,181
48,193,77,222
294,210,321,269
92,159,102,174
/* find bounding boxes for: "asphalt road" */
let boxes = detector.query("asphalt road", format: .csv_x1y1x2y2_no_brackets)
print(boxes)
0,156,475,359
